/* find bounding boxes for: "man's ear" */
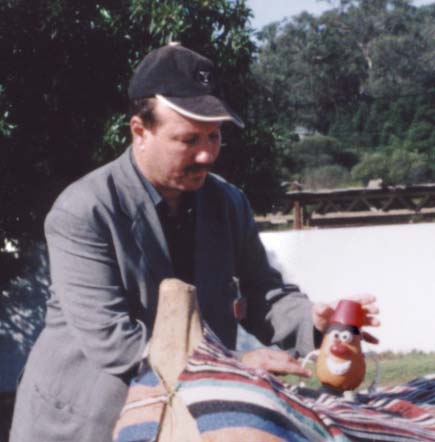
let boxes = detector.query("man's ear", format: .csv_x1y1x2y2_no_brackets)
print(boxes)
130,115,146,141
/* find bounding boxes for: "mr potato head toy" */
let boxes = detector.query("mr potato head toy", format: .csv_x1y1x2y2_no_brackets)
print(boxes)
316,300,367,393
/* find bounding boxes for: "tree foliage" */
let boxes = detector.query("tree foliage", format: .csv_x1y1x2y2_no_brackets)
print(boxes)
254,0,435,190
351,149,430,186
0,0,260,246
3,0,435,268
2,0,280,280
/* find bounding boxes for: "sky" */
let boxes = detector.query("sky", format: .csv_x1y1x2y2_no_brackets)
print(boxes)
247,0,435,30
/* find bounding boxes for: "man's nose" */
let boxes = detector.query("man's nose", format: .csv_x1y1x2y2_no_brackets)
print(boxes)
195,143,217,164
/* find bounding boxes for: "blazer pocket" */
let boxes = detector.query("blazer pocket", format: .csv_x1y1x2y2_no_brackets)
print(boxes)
33,381,89,418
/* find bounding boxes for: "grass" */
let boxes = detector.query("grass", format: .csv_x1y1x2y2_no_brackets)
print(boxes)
283,351,435,390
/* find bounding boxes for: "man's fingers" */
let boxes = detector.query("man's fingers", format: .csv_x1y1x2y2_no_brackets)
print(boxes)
313,303,331,316
271,362,312,378
314,295,380,332
363,305,379,315
240,349,312,377
267,353,312,377
364,315,381,327
312,303,334,331
348,294,377,305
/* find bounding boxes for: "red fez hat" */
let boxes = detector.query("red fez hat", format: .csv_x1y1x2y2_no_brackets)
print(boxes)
329,300,365,329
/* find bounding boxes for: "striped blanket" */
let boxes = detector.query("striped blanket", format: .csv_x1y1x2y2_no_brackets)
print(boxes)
114,325,435,441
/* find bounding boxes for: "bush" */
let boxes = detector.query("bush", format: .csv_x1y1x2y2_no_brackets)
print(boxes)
351,150,429,186
302,165,353,190
283,134,359,175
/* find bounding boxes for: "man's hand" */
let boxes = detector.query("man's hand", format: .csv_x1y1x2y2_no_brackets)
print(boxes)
312,294,380,344
240,348,312,377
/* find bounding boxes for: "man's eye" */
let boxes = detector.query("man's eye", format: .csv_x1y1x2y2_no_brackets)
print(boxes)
184,137,197,145
210,132,220,141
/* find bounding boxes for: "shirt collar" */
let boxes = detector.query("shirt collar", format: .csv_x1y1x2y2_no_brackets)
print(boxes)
129,148,163,207
129,147,197,215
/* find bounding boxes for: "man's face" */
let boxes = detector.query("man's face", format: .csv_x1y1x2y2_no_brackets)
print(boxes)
132,101,221,199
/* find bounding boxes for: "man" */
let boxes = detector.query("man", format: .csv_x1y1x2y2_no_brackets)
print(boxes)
10,43,378,441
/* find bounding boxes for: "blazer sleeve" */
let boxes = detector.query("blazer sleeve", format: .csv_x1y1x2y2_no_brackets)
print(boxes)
234,191,319,356
45,206,147,375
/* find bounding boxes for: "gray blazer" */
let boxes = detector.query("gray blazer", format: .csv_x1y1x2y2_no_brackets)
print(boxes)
10,147,315,442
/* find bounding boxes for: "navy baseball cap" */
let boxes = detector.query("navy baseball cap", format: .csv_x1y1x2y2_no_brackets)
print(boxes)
128,43,244,128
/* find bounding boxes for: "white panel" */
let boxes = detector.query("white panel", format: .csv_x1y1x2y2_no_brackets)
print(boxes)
260,223,435,353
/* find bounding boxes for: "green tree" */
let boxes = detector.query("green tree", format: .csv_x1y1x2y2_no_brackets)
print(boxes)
1,0,257,274
303,164,353,189
253,0,435,188
282,135,358,188
351,149,429,186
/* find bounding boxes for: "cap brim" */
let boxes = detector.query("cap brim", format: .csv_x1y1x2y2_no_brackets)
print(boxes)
156,94,245,128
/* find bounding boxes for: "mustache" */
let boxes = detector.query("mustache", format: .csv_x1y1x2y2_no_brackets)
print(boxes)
184,164,214,174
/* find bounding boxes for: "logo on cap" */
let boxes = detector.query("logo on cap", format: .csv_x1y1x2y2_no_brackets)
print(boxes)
196,69,213,87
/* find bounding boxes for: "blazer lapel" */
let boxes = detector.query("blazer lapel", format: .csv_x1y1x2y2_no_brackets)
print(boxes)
113,147,173,282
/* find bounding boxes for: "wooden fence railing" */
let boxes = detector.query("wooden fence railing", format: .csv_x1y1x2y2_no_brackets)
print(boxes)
256,183,435,230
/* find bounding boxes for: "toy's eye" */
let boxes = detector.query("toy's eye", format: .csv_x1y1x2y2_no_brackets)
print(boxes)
333,331,340,340
339,330,352,343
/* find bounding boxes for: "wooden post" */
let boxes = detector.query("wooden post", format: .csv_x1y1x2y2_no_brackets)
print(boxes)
293,200,303,230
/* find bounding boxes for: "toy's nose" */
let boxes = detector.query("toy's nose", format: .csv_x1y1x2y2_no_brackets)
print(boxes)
330,342,351,357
